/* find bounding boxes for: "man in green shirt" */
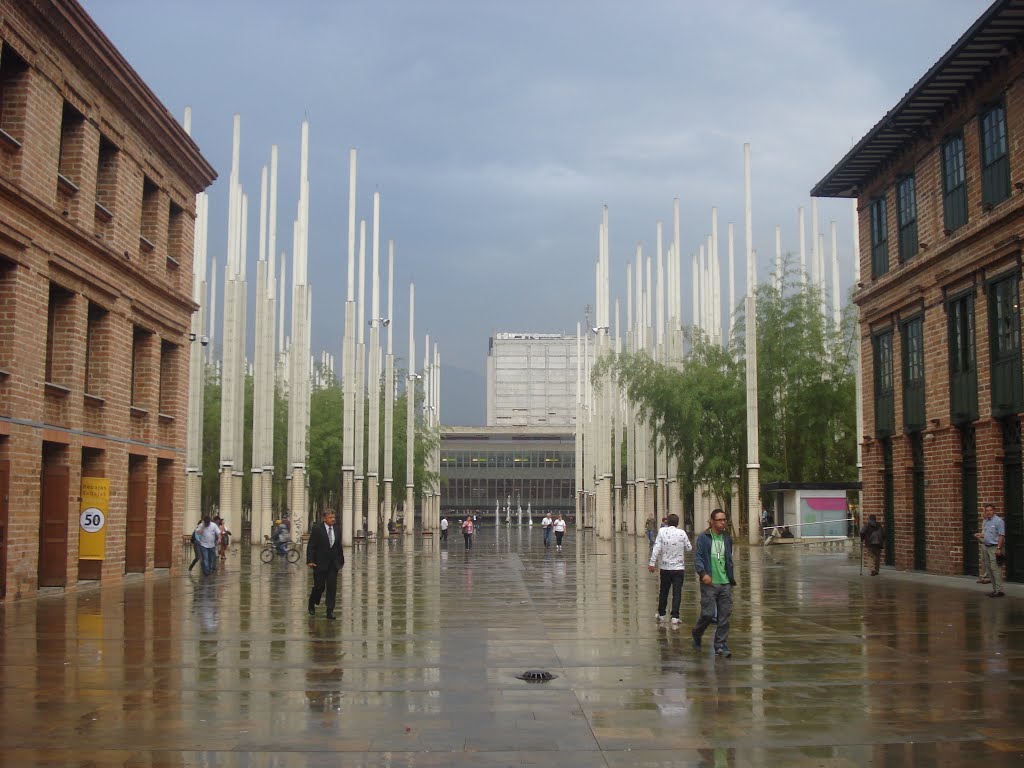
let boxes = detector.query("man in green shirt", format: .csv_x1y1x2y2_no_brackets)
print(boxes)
692,509,737,658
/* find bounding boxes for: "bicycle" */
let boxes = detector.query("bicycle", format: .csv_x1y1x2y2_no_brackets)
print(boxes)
259,535,301,564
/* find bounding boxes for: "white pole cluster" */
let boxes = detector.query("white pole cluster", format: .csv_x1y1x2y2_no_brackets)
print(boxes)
287,120,312,532
251,143,279,543
184,106,208,529
218,113,248,535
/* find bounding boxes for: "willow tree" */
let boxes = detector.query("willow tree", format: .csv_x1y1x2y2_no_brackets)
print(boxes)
602,258,856,508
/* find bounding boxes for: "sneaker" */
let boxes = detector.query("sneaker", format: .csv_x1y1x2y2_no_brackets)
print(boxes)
671,617,681,627
715,645,732,658
691,629,701,649
655,614,664,622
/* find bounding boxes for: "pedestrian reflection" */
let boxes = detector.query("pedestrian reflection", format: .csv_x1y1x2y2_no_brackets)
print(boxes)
191,579,218,634
696,747,736,767
306,628,344,712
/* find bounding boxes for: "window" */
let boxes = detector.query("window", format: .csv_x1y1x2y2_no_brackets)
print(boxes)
901,316,925,431
948,292,978,424
57,102,85,191
873,329,894,437
0,44,28,146
140,177,160,256
988,274,1022,416
84,302,109,397
158,339,177,417
896,176,918,262
980,102,1010,207
131,326,153,410
870,196,888,278
45,284,74,387
94,136,118,232
167,200,186,273
942,135,967,232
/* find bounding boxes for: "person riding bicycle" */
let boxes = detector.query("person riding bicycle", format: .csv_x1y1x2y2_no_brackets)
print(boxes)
272,519,290,556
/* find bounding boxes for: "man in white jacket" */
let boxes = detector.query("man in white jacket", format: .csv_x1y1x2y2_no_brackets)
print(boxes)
648,513,692,626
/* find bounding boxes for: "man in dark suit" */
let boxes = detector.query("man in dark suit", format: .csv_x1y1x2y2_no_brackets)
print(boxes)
307,508,344,620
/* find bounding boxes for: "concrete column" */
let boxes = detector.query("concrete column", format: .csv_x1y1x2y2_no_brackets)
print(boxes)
383,240,395,537
342,149,357,547
744,143,762,545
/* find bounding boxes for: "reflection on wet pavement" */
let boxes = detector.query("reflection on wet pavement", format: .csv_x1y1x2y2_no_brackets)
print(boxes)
1,527,1022,766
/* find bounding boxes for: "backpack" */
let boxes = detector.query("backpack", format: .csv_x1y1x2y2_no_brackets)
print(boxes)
867,525,884,548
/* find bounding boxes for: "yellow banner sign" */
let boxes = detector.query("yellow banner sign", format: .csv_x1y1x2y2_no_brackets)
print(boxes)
79,477,109,560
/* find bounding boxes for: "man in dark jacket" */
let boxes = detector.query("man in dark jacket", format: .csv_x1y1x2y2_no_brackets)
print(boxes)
692,508,736,658
860,514,884,576
307,508,345,620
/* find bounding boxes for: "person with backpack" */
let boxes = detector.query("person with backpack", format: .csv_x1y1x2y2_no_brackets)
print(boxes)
860,514,885,576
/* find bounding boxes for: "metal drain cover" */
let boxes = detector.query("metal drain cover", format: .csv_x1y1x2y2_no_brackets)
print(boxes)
516,669,557,682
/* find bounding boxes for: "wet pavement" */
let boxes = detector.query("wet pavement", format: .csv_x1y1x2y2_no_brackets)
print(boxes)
1,528,1023,767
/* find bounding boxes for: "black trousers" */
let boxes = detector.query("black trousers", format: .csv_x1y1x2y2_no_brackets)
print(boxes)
657,569,684,618
309,566,339,614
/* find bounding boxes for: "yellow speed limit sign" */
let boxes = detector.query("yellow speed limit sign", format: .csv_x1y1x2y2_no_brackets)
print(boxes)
79,477,110,560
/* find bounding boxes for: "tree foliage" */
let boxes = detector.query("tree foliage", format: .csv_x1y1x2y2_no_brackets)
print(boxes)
600,259,857,506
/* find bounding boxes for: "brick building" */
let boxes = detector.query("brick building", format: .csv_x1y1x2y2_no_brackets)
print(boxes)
813,0,1024,581
0,1,215,598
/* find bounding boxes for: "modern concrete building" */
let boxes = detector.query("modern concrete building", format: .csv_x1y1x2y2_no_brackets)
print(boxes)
486,332,579,427
0,1,216,597
813,0,1024,582
440,426,575,521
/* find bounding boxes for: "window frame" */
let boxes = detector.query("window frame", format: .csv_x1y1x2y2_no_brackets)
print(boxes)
979,100,1010,208
870,195,889,279
896,175,918,262
941,133,968,232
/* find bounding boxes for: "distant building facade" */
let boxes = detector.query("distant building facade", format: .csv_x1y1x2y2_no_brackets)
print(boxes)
813,0,1024,582
440,426,575,520
486,332,578,427
0,1,216,597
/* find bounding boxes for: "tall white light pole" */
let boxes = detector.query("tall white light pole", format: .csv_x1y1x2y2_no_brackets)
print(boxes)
744,143,761,545
342,149,357,547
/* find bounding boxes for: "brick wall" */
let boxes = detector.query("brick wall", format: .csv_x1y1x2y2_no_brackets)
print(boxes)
0,2,215,598
855,50,1024,578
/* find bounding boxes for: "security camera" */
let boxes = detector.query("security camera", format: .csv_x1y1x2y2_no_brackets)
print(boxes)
201,335,209,347
383,318,391,327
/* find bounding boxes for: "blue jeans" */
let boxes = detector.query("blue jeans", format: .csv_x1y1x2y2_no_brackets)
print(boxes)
200,546,217,575
543,527,551,547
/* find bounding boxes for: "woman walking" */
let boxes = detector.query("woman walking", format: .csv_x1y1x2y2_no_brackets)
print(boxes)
461,516,475,550
553,514,567,551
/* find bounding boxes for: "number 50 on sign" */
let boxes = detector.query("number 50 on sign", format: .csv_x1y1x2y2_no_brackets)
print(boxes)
79,477,109,560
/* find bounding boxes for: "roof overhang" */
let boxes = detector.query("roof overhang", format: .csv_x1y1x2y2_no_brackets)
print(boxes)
812,0,1024,199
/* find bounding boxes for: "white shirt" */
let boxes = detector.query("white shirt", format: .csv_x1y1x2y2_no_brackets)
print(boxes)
197,522,219,549
649,526,692,570
440,518,449,531
541,516,553,528
552,518,566,533
326,523,335,547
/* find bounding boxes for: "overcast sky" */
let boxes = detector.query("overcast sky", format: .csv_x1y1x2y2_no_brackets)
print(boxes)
83,0,991,424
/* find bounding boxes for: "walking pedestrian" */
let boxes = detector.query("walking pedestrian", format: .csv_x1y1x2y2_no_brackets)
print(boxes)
860,514,885,576
216,516,231,562
307,508,345,620
461,516,474,549
975,503,1005,597
553,514,566,550
648,513,692,626
195,515,220,576
691,509,736,658
541,512,553,548
440,516,449,542
188,518,203,572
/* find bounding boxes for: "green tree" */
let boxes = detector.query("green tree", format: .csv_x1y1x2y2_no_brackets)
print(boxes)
602,256,856,509
308,375,342,514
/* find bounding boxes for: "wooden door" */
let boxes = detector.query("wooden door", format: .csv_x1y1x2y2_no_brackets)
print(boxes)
0,460,8,598
125,460,148,573
154,468,172,568
38,464,69,587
